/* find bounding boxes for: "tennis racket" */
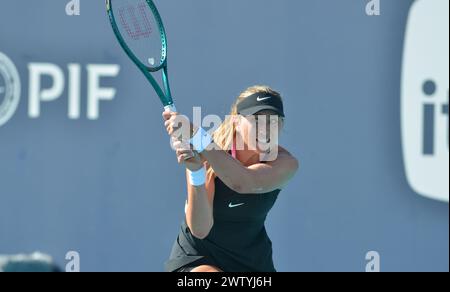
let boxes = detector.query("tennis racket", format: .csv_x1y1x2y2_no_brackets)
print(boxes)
106,0,176,112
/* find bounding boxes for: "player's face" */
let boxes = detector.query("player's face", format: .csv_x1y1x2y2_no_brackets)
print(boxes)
237,110,284,152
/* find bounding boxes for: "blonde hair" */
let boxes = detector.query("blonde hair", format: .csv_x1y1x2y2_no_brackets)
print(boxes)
206,85,283,179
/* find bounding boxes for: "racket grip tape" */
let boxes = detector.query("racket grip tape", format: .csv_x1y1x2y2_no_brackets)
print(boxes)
164,104,177,113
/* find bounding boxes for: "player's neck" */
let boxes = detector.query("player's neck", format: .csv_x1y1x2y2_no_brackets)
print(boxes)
235,149,260,167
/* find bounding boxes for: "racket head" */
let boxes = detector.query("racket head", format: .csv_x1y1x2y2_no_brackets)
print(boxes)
107,0,167,72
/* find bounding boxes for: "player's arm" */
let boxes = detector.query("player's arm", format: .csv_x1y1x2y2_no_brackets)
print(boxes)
201,148,299,194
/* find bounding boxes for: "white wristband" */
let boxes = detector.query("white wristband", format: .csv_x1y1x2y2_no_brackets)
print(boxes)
190,127,213,153
188,167,206,186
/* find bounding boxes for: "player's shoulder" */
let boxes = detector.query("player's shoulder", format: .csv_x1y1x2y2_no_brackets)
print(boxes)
274,146,299,171
277,146,297,160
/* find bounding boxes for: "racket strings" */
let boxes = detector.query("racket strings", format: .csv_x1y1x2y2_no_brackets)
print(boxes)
118,3,153,40
112,0,164,68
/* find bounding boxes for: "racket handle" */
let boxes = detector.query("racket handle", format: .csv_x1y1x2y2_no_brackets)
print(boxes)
164,104,177,113
164,103,195,161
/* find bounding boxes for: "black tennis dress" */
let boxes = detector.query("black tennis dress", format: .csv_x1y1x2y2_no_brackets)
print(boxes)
164,176,281,272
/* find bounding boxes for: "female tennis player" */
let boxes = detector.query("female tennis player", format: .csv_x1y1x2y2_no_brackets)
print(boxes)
163,86,299,272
